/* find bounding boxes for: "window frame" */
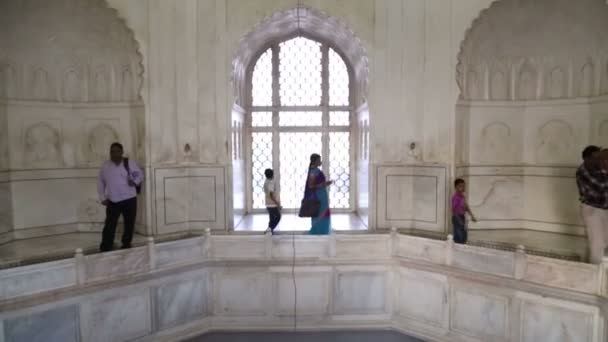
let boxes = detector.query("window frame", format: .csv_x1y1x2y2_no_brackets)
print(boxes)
244,34,357,213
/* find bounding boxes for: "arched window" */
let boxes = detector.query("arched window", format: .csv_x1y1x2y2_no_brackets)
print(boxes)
248,36,353,211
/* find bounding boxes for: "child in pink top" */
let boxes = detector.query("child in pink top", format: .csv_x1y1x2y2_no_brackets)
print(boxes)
451,178,477,244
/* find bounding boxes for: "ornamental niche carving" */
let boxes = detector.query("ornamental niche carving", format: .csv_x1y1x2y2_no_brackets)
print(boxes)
457,0,608,101
0,0,143,103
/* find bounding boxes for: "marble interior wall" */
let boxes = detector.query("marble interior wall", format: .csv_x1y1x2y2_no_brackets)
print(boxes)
231,106,246,229
0,0,145,241
455,0,608,236
9,0,604,236
0,104,10,243
109,0,495,232
356,104,370,224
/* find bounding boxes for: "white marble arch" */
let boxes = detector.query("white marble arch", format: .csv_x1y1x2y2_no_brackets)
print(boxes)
231,6,369,108
229,6,371,231
0,0,146,246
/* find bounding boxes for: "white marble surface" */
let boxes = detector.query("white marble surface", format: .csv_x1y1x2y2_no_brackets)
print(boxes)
375,165,447,232
85,248,148,282
154,166,226,234
0,232,147,268
154,275,207,329
3,305,80,342
0,233,605,341
212,268,268,316
459,166,585,236
156,237,205,268
271,267,331,316
450,285,509,341
333,267,389,315
452,244,515,277
81,290,152,342
396,268,448,329
519,295,596,342
0,259,76,300
235,213,367,232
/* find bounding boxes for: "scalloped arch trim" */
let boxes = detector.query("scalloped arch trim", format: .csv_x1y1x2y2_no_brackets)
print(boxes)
231,6,369,106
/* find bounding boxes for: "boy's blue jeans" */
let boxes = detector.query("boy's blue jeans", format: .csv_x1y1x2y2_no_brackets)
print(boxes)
452,214,467,244
266,207,281,231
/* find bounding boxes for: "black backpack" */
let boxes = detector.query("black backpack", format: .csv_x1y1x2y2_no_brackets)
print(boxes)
123,158,141,194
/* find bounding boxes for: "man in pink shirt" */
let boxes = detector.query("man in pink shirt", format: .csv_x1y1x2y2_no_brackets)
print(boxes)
97,142,143,252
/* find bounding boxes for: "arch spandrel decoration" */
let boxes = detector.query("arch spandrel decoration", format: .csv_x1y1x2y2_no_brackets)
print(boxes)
231,7,369,107
457,0,608,101
0,0,143,103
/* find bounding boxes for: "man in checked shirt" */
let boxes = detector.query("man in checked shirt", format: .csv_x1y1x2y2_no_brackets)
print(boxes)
576,145,608,264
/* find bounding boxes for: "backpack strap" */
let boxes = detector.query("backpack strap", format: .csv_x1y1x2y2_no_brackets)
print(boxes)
123,157,130,175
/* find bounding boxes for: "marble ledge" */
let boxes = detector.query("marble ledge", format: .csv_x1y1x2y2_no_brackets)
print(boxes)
455,164,578,177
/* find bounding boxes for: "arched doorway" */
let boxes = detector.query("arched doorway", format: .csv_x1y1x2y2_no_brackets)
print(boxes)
230,7,369,231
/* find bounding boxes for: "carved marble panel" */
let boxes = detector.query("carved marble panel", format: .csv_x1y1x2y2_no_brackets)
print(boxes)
81,290,152,342
62,69,82,102
458,0,608,100
85,121,120,165
30,67,52,101
478,121,517,164
0,63,18,98
154,167,227,233
0,0,143,103
212,269,268,316
153,276,207,329
546,67,566,99
376,165,446,232
598,119,608,147
3,305,80,342
272,268,331,316
578,62,595,98
92,65,110,102
468,176,524,221
334,269,388,315
451,286,509,341
23,121,63,168
0,110,8,170
466,68,483,100
489,70,508,100
397,269,447,328
535,120,575,164
85,248,148,282
602,62,608,94
520,299,594,342
517,63,537,100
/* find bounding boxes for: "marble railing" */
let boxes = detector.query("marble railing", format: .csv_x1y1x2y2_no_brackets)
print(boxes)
0,231,606,342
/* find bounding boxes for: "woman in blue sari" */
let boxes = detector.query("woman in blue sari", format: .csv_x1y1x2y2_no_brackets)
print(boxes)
305,153,332,234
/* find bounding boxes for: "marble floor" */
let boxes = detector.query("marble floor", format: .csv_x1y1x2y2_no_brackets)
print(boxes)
234,213,368,232
468,229,587,261
184,330,425,342
0,232,149,269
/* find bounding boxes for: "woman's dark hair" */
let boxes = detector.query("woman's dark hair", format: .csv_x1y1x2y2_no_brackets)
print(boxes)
110,142,123,151
454,178,465,187
264,169,273,178
309,153,321,168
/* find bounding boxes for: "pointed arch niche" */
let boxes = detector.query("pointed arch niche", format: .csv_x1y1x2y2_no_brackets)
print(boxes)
230,7,371,231
455,0,608,251
0,0,146,245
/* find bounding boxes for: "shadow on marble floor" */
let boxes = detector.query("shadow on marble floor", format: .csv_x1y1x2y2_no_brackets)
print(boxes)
183,330,425,342
234,213,368,232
